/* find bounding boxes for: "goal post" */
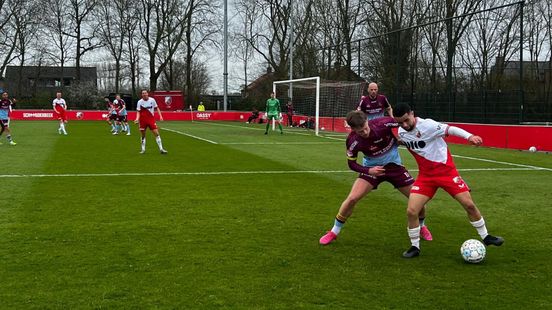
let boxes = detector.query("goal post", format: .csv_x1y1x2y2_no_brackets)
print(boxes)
273,77,366,135
273,76,320,135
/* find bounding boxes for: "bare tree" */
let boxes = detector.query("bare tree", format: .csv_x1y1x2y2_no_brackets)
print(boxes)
40,0,75,88
182,0,220,104
232,0,259,93
96,0,135,93
64,0,103,83
0,0,18,78
12,0,42,97
138,0,189,91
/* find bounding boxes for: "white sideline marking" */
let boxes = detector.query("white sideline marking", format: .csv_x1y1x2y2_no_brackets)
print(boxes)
452,154,552,171
0,167,544,178
187,121,342,140
221,142,340,145
162,128,218,144
165,124,552,171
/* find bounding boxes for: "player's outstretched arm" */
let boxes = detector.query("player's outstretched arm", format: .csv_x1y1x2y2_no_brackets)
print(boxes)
157,107,164,121
468,135,483,146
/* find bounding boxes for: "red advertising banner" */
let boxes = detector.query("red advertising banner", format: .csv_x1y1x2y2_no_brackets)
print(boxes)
9,110,552,151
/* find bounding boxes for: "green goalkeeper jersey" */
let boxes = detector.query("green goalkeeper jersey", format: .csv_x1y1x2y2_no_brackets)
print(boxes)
266,98,281,116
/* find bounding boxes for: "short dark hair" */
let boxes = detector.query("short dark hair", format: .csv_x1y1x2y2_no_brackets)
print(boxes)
393,103,412,118
346,110,367,129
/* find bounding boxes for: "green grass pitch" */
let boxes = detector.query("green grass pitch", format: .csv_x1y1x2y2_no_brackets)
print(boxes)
1,120,551,308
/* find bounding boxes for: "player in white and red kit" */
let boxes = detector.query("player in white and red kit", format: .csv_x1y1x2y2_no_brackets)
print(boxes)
393,103,503,258
319,110,433,245
52,91,68,135
135,90,167,154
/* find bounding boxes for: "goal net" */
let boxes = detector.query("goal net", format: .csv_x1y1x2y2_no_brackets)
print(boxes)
273,77,366,135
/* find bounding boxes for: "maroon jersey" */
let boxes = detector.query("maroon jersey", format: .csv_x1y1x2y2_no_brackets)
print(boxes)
346,117,402,166
357,94,390,120
0,99,12,118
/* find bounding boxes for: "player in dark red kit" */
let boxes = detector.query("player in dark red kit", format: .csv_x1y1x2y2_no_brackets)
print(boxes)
319,110,432,245
357,82,393,120
0,92,16,145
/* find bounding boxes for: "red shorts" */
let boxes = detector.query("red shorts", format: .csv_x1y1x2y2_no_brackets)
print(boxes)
139,118,158,131
410,173,470,198
55,107,67,121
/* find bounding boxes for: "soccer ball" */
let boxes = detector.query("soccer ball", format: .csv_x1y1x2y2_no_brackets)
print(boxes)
460,239,486,263
76,112,84,120
529,146,537,152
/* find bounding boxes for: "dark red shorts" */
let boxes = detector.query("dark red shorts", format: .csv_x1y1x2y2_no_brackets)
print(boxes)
358,163,414,189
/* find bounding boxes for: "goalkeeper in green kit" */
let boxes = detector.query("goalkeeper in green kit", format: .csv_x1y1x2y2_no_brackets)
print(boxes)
265,91,284,134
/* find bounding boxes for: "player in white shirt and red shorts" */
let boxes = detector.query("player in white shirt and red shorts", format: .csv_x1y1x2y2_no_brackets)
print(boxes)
52,91,68,135
393,103,503,258
134,90,167,154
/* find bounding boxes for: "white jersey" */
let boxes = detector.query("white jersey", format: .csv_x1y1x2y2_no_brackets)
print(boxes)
136,97,157,117
398,117,457,177
53,98,66,109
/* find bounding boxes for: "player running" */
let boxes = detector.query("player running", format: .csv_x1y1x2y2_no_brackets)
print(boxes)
264,91,283,135
114,94,130,136
0,92,17,145
393,103,503,258
53,91,68,135
357,82,393,120
135,90,167,154
319,110,432,245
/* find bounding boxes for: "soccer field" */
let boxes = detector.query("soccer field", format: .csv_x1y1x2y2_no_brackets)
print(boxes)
1,120,551,308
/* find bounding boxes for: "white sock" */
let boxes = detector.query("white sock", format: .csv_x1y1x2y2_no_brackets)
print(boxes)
60,123,67,133
470,217,488,239
126,124,130,133
408,226,421,249
155,136,164,150
330,219,345,235
141,138,146,151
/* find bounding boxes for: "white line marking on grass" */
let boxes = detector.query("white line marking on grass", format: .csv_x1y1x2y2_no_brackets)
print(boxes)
452,154,552,171
221,141,340,145
161,127,218,144
190,121,343,141
0,167,542,178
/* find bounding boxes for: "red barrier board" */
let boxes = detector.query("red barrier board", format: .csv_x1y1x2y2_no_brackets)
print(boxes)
9,110,552,151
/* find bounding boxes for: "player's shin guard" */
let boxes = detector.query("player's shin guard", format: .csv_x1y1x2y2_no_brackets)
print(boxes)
470,217,488,239
408,226,421,249
155,136,164,150
331,213,348,235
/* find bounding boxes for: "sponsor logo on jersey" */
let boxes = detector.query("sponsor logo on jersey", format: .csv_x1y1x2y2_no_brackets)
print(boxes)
404,140,426,149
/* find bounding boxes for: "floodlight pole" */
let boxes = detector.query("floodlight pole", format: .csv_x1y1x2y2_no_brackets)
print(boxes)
519,1,524,124
289,0,294,100
223,0,228,111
